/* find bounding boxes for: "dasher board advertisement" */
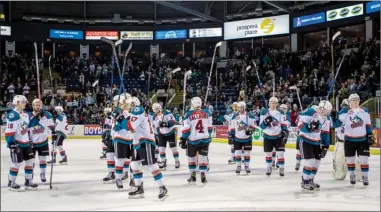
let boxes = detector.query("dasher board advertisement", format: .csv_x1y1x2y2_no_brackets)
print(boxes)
120,31,153,40
224,14,290,40
326,4,363,22
85,31,119,40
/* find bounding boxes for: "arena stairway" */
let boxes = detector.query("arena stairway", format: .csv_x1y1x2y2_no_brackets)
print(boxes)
168,87,183,109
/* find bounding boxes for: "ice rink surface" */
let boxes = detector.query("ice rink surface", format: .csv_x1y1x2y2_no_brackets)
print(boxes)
1,139,380,211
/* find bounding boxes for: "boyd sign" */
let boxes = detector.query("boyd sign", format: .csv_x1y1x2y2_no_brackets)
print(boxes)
84,125,103,135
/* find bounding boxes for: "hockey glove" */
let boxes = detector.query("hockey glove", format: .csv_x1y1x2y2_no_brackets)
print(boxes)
245,129,253,136
264,116,273,126
111,110,121,119
368,134,375,146
159,122,168,128
51,131,58,144
281,131,288,144
35,111,43,120
320,145,329,158
179,137,187,149
116,115,124,123
307,121,320,131
330,110,338,121
8,141,18,150
228,135,234,145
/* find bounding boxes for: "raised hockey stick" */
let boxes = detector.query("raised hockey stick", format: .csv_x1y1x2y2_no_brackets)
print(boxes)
120,43,133,100
33,42,41,100
251,61,268,109
48,56,55,104
182,70,192,116
161,67,181,122
330,31,341,104
204,41,223,106
49,134,61,189
289,85,303,111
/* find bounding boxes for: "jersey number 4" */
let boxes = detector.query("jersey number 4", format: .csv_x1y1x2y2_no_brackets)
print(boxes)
195,120,204,133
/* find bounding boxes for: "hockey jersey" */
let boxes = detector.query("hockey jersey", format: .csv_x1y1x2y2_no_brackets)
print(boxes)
28,111,55,147
223,109,234,126
153,110,176,136
127,106,156,150
55,112,68,138
5,109,30,147
298,108,330,146
229,111,256,143
113,109,133,144
333,107,372,142
148,112,156,135
259,108,288,140
181,109,213,145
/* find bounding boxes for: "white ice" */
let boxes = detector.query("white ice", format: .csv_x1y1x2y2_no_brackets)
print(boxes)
1,140,380,211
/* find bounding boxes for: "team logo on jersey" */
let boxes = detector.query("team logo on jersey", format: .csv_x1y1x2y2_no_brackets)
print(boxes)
8,113,15,119
350,115,363,129
32,124,45,134
20,122,28,135
238,121,248,131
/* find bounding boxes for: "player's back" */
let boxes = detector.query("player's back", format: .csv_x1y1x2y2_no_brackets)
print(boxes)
183,109,212,143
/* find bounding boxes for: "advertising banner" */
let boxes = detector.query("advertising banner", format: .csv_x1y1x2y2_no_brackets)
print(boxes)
224,14,289,40
372,128,380,148
50,29,83,40
366,1,380,14
189,27,222,38
120,31,153,40
155,30,187,40
293,12,325,28
85,31,119,40
1,26,11,36
326,4,364,22
84,125,103,135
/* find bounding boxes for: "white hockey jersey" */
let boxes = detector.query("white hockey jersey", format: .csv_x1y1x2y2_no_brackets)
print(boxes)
298,108,331,146
229,111,256,143
102,117,112,134
127,106,156,149
5,109,30,147
28,111,55,146
259,108,288,140
153,110,176,136
333,107,372,142
181,109,213,144
148,112,157,135
113,109,134,144
55,112,69,138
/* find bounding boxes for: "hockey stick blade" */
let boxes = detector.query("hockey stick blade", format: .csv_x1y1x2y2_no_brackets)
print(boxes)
246,66,252,71
100,37,115,47
172,67,181,74
332,31,341,42
115,39,123,47
215,41,223,47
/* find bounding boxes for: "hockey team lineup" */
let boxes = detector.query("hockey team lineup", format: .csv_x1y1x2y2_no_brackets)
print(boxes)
1,36,380,211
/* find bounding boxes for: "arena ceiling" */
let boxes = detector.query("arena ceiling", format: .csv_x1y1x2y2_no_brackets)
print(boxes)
1,1,347,26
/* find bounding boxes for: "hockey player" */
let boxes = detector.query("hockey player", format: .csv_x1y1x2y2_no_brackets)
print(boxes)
48,106,68,165
332,94,373,187
101,106,116,183
180,97,212,185
225,102,238,164
260,97,289,177
152,103,180,170
298,101,332,191
229,101,256,175
100,108,112,159
273,104,291,170
28,99,55,183
111,94,134,189
148,108,160,161
127,97,168,200
5,95,38,190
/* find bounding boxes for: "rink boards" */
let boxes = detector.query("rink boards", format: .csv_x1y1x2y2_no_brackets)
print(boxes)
1,125,380,155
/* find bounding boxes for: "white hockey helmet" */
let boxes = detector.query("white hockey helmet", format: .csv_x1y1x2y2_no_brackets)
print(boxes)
232,102,238,107
55,106,64,113
152,102,162,113
318,100,332,112
128,97,141,107
279,104,287,110
237,101,246,110
311,105,319,111
104,107,112,113
191,97,202,109
124,93,131,100
269,96,278,103
118,95,126,105
13,95,27,106
348,93,360,101
341,99,349,107
113,95,120,102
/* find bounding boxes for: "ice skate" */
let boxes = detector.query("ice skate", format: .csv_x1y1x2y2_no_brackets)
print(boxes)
310,179,320,190
59,156,68,165
350,174,356,186
129,185,144,199
266,166,272,177
228,159,235,165
47,158,56,165
24,179,38,191
158,186,168,201
244,166,251,175
301,178,314,192
175,160,180,169
115,179,123,190
103,172,115,184
100,153,106,159
200,172,207,186
362,176,369,187
235,166,241,175
159,159,167,170
295,162,301,171
40,173,46,183
8,180,20,191
279,167,284,177
187,171,196,185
